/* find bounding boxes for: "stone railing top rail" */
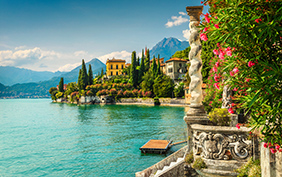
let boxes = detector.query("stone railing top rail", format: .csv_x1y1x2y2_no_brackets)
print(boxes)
191,124,251,134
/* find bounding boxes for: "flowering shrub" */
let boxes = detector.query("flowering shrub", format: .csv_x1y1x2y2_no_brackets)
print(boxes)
123,90,133,98
208,108,231,126
86,90,94,96
117,90,123,98
132,89,139,97
109,88,117,96
138,90,143,97
96,89,108,96
201,0,282,146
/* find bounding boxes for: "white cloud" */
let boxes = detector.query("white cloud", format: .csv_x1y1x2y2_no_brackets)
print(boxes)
57,62,81,72
182,29,191,41
165,12,189,28
98,50,131,64
74,50,88,57
14,46,27,50
0,47,61,68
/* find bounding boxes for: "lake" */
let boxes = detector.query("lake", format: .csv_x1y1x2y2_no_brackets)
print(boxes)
0,99,187,177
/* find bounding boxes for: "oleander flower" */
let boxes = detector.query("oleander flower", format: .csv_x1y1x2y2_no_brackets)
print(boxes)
248,61,255,67
263,143,268,148
233,67,239,74
214,83,220,89
213,49,219,55
233,87,238,91
214,24,219,29
246,78,251,82
236,123,240,129
215,62,220,67
200,33,208,41
270,148,277,154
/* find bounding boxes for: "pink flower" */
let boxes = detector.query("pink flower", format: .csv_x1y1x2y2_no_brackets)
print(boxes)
214,83,220,89
246,78,251,82
248,61,255,67
226,50,232,57
270,148,277,154
255,19,262,23
214,75,219,82
204,27,208,32
217,43,220,48
236,123,240,129
233,87,238,91
263,143,268,148
275,145,280,150
212,67,218,72
205,16,210,23
230,71,235,76
219,53,225,60
215,16,218,19
214,24,219,29
280,149,282,152
233,67,239,74
213,49,219,55
200,33,208,41
215,62,220,67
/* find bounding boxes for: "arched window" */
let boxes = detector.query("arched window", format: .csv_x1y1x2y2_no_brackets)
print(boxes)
122,65,124,69
110,72,113,76
116,65,118,69
116,71,118,75
111,65,113,69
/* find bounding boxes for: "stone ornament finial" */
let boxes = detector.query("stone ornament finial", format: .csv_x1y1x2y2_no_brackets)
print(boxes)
186,6,203,21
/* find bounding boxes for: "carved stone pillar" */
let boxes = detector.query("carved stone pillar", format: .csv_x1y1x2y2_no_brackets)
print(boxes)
184,6,209,153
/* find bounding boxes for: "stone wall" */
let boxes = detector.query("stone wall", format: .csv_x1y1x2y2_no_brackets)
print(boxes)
261,143,282,177
135,146,187,177
118,98,186,105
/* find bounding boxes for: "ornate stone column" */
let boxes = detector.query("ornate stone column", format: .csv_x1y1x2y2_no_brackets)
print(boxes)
184,6,209,152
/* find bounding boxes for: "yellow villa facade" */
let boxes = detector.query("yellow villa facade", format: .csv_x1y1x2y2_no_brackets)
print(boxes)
106,58,126,77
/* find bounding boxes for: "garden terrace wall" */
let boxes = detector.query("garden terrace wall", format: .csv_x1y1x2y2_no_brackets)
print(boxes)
190,124,258,176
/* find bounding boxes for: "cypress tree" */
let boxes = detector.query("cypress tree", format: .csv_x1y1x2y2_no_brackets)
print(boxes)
130,51,138,88
145,49,150,71
157,56,161,76
79,59,88,90
137,56,140,66
151,55,157,76
88,64,93,85
139,49,145,82
58,77,64,92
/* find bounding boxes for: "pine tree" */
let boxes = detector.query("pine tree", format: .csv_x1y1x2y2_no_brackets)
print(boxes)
151,55,157,77
145,49,150,71
139,49,145,82
58,77,64,92
130,51,138,88
88,64,93,85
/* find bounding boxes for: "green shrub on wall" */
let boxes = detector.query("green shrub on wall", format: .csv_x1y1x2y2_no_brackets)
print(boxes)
209,108,231,126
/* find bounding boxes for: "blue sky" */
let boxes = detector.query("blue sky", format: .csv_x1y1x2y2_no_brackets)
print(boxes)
0,0,208,71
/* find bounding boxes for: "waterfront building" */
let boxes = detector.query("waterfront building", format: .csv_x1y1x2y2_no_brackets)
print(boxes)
165,58,188,81
106,58,126,77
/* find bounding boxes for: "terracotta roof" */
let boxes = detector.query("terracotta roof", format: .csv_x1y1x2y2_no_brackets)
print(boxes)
165,58,188,63
125,63,131,67
106,58,126,63
160,63,166,67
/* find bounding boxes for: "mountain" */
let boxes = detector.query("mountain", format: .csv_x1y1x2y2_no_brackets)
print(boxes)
0,58,106,98
150,37,189,61
0,66,66,86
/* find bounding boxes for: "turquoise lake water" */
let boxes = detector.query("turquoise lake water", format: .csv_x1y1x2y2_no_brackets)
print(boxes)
0,99,187,177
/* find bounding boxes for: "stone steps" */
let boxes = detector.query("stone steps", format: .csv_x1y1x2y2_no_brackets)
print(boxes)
154,157,184,177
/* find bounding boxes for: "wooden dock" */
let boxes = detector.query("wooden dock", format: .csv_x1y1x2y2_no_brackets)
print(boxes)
139,139,172,154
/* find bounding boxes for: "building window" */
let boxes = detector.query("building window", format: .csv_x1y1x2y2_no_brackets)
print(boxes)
179,63,182,67
116,71,118,75
116,65,118,69
122,65,124,69
110,72,112,76
111,65,113,69
168,68,173,73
